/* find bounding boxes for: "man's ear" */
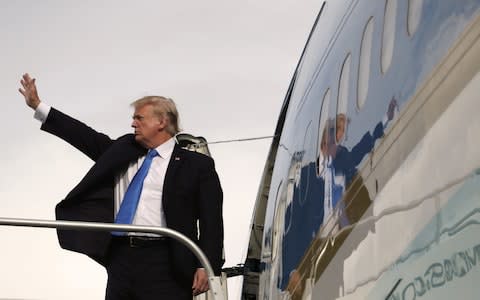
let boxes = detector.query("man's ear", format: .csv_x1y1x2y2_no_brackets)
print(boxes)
157,117,168,131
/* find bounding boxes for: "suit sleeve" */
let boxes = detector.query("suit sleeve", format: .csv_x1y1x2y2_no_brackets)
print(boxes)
41,107,114,162
350,121,384,167
197,157,224,275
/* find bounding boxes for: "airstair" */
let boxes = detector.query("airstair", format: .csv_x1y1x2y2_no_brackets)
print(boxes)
0,218,227,300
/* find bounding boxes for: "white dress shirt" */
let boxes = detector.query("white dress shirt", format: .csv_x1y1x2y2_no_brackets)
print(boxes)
114,138,174,235
322,156,334,221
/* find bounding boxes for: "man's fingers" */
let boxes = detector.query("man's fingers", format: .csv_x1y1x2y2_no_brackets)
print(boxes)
192,272,199,288
23,73,32,82
21,74,35,88
22,74,29,86
21,79,31,90
193,285,209,296
198,278,209,293
192,270,209,295
192,279,207,291
197,278,207,289
192,274,199,294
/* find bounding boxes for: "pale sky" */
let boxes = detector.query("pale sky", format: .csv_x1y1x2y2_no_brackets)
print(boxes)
0,1,320,299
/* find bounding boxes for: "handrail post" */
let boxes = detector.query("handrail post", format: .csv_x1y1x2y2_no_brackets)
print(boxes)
0,217,226,300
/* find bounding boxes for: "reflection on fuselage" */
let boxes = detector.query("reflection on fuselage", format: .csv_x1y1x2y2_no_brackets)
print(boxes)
247,0,480,299
280,99,395,292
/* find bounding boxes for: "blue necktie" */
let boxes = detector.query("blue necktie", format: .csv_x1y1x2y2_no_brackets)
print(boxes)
113,149,159,234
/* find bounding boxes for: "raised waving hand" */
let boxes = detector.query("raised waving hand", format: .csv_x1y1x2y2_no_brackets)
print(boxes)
19,73,41,110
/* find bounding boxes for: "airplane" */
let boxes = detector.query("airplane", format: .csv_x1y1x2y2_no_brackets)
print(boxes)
241,0,480,299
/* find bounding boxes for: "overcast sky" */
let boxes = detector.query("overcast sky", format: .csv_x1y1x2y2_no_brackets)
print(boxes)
0,1,320,299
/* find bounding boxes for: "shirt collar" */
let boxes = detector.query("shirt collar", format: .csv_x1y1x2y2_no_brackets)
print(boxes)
153,137,175,159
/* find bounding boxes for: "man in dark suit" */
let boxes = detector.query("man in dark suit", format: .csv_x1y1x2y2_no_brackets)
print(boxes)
19,73,224,300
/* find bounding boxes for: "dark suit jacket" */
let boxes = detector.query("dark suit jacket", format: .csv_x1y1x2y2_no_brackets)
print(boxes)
41,108,224,287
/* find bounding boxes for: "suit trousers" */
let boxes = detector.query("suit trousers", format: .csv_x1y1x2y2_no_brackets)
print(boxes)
105,237,192,300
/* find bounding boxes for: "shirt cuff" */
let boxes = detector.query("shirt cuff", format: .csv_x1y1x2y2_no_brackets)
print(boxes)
34,102,51,123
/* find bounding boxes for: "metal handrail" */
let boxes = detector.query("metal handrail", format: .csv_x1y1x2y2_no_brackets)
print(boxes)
0,217,226,300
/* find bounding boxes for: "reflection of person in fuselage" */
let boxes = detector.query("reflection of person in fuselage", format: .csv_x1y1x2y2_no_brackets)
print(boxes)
280,153,325,291
326,98,397,227
280,99,397,295
313,98,398,300
320,120,343,227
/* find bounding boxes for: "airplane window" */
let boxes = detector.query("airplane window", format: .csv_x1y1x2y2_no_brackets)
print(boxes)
272,181,285,262
381,0,397,74
337,53,351,144
300,122,312,206
408,0,423,36
316,88,331,177
358,17,374,109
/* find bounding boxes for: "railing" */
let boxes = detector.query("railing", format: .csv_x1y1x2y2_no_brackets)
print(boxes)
0,217,226,300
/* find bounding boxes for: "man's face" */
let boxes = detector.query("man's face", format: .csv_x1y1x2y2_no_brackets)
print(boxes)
131,104,165,148
327,126,338,157
320,123,338,157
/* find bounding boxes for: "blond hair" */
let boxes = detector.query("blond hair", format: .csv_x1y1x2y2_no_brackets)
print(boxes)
131,96,181,135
